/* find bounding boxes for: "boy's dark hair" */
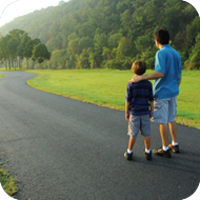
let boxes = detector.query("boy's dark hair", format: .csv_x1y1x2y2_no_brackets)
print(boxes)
155,29,170,45
132,60,146,75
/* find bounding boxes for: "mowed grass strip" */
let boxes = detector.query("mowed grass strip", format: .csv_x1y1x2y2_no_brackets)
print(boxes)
26,69,200,129
0,168,18,197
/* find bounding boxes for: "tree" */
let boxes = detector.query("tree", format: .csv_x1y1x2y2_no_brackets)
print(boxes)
26,38,41,59
189,33,200,69
32,43,51,64
93,30,107,67
0,35,12,69
134,35,152,53
108,32,122,49
7,38,20,68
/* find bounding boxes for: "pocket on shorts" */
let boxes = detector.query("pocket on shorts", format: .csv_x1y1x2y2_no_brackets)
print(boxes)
152,99,165,122
152,100,162,120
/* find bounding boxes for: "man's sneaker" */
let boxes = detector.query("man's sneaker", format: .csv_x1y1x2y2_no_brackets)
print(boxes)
153,147,171,158
144,151,152,160
124,150,133,160
168,144,180,153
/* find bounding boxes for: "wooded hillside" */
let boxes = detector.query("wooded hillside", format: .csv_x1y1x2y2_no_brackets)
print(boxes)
0,0,200,70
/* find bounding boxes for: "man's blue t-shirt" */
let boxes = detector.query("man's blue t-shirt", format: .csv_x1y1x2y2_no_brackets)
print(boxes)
154,44,182,99
126,80,153,116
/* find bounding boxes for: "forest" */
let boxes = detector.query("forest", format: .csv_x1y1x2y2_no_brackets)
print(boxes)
0,29,50,70
0,0,200,70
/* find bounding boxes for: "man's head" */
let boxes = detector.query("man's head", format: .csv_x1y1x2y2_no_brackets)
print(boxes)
155,29,170,47
132,60,146,76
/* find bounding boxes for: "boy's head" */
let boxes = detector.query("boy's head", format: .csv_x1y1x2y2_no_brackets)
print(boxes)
154,29,170,45
132,60,146,75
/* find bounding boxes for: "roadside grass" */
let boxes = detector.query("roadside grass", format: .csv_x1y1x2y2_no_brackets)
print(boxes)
0,68,24,71
26,69,200,129
0,162,18,198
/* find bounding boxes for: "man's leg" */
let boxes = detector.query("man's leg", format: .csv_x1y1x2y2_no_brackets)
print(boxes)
168,121,179,153
159,123,169,147
168,121,178,143
168,97,179,153
152,98,172,158
153,123,171,158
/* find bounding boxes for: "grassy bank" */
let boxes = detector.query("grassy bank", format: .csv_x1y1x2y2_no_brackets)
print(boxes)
0,163,18,198
25,69,200,129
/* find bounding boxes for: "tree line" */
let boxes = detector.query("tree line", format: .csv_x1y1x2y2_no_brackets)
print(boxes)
0,29,50,70
0,0,200,70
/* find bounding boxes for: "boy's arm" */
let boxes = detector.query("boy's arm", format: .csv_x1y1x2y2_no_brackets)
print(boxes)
149,101,154,118
125,101,130,121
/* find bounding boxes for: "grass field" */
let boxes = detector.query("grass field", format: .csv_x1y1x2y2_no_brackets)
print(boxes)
25,69,200,129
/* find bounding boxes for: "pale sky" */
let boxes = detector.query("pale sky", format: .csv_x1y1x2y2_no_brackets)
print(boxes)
0,0,67,27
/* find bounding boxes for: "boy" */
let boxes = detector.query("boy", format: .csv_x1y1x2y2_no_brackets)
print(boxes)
124,60,154,161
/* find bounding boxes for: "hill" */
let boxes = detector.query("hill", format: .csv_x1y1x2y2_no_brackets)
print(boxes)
0,0,200,70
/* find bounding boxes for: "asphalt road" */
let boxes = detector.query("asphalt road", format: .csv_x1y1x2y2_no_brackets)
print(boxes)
0,71,199,200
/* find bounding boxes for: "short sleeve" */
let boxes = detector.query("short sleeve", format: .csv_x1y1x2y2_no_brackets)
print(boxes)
125,83,132,102
155,51,165,74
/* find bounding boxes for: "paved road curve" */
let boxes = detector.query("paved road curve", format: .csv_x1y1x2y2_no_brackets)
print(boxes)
0,71,199,200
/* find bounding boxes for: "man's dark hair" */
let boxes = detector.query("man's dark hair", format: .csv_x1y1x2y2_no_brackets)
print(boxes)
155,29,170,45
132,60,146,75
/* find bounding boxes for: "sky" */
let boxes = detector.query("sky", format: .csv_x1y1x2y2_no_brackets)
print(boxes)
0,0,67,27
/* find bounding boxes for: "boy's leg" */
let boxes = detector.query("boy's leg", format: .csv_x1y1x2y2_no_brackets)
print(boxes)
140,115,152,160
124,137,136,160
140,115,151,150
124,115,139,160
144,136,151,150
128,136,136,152
144,136,152,160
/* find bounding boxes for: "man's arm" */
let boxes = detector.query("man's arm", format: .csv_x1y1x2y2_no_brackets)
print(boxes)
178,73,182,86
130,71,164,83
125,102,130,121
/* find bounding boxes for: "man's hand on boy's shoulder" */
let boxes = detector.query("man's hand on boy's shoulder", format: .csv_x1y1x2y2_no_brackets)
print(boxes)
129,75,143,83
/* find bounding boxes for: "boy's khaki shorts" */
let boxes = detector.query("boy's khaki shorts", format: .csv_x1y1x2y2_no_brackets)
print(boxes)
151,96,177,124
127,114,151,138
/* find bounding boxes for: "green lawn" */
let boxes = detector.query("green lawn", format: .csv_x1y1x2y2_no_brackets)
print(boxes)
25,69,200,129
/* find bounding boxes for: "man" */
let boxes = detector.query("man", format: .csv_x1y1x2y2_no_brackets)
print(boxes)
131,29,182,158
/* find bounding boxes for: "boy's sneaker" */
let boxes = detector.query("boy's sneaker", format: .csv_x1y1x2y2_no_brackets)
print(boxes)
144,151,152,160
168,144,180,153
124,150,133,160
153,147,171,158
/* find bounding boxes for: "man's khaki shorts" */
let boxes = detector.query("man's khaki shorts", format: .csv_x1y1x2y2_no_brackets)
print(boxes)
151,96,177,124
